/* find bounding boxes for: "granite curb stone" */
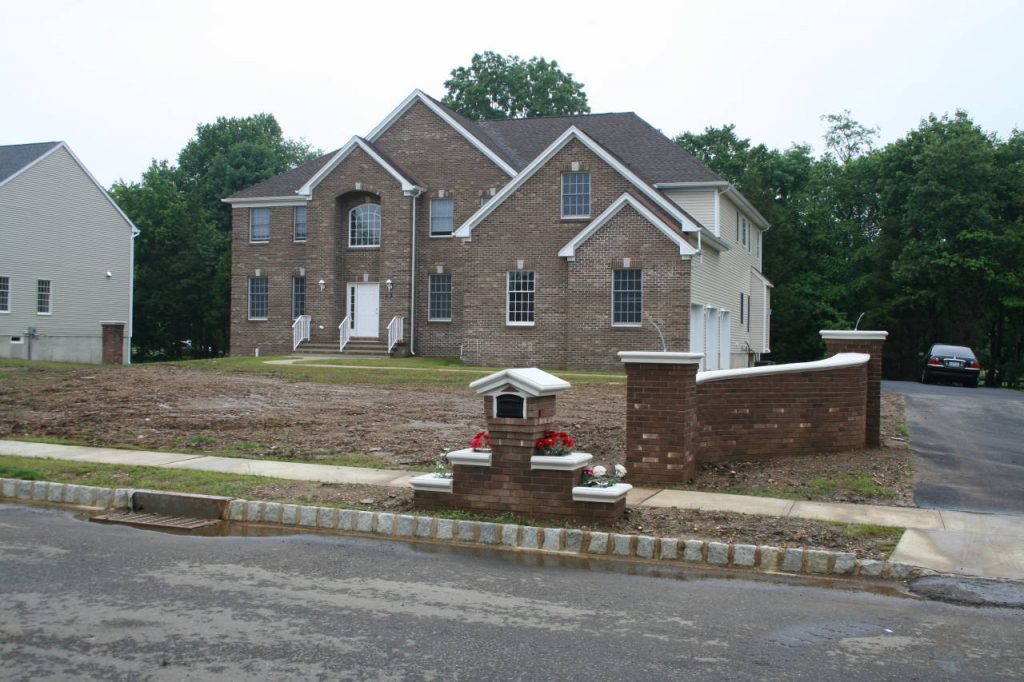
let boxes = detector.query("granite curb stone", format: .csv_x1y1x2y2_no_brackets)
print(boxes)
0,479,927,582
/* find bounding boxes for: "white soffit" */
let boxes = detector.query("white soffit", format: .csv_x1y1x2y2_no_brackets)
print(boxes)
469,367,571,397
558,194,698,259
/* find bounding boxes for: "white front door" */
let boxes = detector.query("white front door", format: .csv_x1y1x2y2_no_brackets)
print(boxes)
348,283,380,337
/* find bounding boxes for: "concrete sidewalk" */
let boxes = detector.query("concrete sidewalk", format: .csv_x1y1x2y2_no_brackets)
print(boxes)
3,439,1021,581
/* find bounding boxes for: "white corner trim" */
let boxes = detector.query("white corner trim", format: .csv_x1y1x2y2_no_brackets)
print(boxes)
408,473,454,493
366,89,516,177
819,330,888,341
530,452,593,471
296,136,424,198
697,352,869,384
558,194,698,259
454,126,701,239
469,367,571,397
618,351,704,365
445,448,492,467
572,483,632,503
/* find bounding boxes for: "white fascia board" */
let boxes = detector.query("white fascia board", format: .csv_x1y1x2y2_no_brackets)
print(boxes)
558,194,697,259
224,196,310,208
295,136,422,198
751,268,774,288
653,181,730,189
722,185,770,230
697,352,869,384
58,143,139,235
699,227,731,252
366,89,516,177
455,126,699,239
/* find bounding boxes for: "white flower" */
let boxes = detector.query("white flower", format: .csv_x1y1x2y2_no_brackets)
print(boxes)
614,464,627,477
593,465,607,477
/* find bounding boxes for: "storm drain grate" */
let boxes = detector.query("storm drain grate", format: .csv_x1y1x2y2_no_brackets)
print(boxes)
90,510,222,530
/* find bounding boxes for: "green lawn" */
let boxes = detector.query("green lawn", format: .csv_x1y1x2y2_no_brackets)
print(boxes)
680,473,898,503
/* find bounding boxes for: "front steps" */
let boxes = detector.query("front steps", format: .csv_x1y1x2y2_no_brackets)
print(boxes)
293,338,394,358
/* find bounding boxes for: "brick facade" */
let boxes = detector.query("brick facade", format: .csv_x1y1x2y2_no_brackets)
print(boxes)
101,323,125,364
229,100,700,369
821,331,887,447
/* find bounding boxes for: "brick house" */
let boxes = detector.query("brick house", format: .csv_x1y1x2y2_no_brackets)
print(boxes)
224,90,771,370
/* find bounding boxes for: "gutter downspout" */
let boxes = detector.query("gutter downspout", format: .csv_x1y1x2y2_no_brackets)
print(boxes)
406,188,424,355
129,226,140,364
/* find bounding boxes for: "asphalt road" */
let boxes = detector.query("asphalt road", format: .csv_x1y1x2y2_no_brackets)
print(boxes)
883,381,1024,514
2,504,1023,681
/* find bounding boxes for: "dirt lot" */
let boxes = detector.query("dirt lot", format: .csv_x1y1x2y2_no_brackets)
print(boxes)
0,361,913,506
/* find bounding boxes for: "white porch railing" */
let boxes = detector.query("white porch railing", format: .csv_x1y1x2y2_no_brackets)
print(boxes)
387,315,405,354
292,315,311,351
339,316,352,352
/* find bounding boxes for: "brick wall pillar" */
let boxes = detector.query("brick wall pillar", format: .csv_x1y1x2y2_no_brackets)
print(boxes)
619,351,703,485
820,330,888,447
101,322,126,364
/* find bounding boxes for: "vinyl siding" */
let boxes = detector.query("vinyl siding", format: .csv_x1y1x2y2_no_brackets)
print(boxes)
668,192,768,367
662,188,716,235
0,146,133,362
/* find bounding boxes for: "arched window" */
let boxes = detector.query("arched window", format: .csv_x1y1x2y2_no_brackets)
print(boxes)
349,203,381,247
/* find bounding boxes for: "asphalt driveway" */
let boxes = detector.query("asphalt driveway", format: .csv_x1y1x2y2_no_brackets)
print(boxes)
883,381,1024,515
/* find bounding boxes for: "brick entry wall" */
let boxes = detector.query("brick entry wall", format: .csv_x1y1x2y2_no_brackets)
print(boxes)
620,331,887,485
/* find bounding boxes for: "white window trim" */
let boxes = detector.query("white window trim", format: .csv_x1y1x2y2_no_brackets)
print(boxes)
348,204,381,249
36,279,53,316
0,275,10,313
10,336,24,344
249,207,270,244
427,273,453,322
506,271,536,327
560,171,591,220
429,196,455,238
611,269,643,328
293,206,307,242
247,276,268,321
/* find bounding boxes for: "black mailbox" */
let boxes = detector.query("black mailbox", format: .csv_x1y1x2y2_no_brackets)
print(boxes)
495,393,525,418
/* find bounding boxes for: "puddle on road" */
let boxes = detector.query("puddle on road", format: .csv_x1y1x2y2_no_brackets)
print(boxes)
69,507,911,600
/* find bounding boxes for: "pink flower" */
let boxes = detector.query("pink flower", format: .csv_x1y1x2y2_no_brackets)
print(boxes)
593,465,607,477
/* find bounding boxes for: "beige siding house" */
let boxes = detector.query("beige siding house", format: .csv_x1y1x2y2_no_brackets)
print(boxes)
0,142,138,363
664,183,772,369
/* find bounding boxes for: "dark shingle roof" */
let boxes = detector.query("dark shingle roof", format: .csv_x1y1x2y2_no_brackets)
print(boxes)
476,113,722,183
0,141,62,184
227,98,722,200
227,149,339,199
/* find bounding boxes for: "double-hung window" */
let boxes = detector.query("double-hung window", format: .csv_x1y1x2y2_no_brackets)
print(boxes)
248,276,268,320
292,276,306,319
430,197,454,236
428,274,452,321
612,269,642,326
349,204,381,247
250,208,270,242
36,279,52,315
0,276,9,313
561,172,590,218
293,206,307,242
507,271,535,325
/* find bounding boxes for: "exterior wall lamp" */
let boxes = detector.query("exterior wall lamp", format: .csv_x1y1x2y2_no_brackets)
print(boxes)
385,279,394,297
318,279,326,292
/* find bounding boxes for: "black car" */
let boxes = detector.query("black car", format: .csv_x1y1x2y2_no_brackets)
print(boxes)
919,344,982,387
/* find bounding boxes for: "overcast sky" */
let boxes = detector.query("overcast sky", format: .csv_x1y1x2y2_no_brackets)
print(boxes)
3,0,1021,187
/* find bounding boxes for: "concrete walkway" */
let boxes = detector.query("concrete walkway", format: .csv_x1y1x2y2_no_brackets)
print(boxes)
3,439,1022,581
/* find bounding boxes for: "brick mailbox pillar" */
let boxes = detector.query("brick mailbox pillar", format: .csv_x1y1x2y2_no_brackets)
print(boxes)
410,368,631,521
619,351,703,486
821,330,888,447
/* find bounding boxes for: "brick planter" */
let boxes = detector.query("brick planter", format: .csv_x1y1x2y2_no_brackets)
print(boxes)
412,368,629,522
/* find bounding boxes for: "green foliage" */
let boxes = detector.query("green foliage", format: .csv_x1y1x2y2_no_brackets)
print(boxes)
442,52,590,120
676,112,1024,381
111,115,320,360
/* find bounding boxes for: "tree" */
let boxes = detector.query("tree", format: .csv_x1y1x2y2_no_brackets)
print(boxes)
442,52,590,120
112,114,319,360
821,110,879,163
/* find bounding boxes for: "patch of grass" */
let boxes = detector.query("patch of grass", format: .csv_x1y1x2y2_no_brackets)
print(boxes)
189,434,217,446
168,355,623,387
0,464,43,480
835,523,905,555
684,473,898,502
0,358,96,370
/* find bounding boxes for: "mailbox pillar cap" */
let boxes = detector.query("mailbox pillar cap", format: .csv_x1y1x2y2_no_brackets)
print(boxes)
469,367,571,397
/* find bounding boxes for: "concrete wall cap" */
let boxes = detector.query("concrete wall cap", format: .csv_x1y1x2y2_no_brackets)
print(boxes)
820,330,889,341
697,352,869,384
618,351,703,365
